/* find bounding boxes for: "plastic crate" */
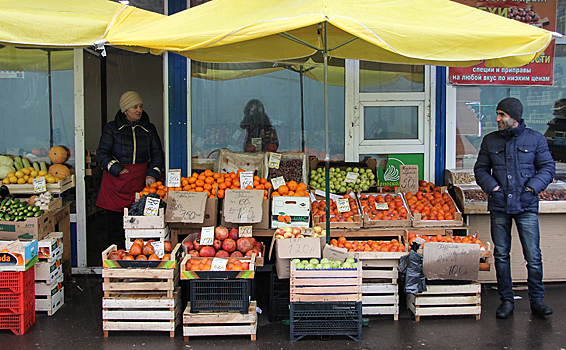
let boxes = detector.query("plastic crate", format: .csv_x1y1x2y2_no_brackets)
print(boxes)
189,279,252,314
0,266,35,295
290,302,362,342
269,267,289,322
0,289,34,315
0,304,35,335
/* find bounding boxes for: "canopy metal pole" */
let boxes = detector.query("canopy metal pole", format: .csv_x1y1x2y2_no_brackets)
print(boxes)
323,22,331,244
48,50,54,148
300,66,305,151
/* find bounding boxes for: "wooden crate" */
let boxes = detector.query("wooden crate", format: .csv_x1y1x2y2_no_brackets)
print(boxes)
406,282,481,321
35,274,65,316
358,192,412,228
362,282,399,320
103,289,181,338
123,207,166,229
6,175,75,194
412,212,464,228
290,261,362,302
183,300,258,341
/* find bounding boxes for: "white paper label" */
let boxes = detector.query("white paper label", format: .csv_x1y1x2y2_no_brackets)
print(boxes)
375,202,389,210
301,228,315,236
336,198,351,213
268,153,281,169
151,241,165,258
251,138,262,151
240,172,254,189
33,177,47,193
345,172,359,183
239,226,253,238
200,226,215,246
143,197,160,216
211,258,228,271
167,171,181,188
271,176,286,190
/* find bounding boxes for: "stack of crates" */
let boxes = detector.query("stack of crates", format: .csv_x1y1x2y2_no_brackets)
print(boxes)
0,266,35,335
35,232,64,316
269,266,290,322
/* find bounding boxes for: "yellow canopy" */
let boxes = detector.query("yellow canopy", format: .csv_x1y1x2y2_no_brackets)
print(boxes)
104,0,560,68
0,0,163,48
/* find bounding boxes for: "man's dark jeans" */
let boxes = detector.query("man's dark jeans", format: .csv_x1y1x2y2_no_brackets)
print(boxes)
490,211,544,303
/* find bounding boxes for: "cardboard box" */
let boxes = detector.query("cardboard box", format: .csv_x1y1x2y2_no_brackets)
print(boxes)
35,273,64,296
310,190,363,229
269,235,325,279
36,283,64,315
123,207,166,229
0,211,54,241
221,190,270,229
38,231,63,262
35,259,62,283
271,196,310,228
422,242,480,281
0,239,38,271
167,196,218,229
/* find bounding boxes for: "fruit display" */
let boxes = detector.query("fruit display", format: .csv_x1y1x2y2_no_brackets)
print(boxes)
358,193,409,221
404,188,458,221
271,180,308,197
273,226,326,238
329,236,406,252
408,232,487,250
183,227,264,258
462,188,488,202
309,166,375,194
311,193,360,223
128,193,167,216
0,197,44,221
107,239,173,261
185,257,251,271
1,155,55,184
267,158,304,184
292,257,358,270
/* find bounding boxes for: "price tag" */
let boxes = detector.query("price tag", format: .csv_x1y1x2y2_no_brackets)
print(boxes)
239,226,253,238
240,172,254,189
301,228,315,236
211,258,228,271
143,197,160,216
375,202,389,210
200,226,215,246
33,177,47,193
232,129,242,140
336,198,351,213
268,153,281,169
271,176,286,190
345,172,359,183
399,165,419,194
167,170,181,188
251,137,262,151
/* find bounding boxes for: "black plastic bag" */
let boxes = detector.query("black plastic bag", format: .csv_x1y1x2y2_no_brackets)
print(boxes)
398,241,426,294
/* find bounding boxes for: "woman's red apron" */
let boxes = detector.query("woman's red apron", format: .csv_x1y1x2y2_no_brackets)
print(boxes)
96,163,148,212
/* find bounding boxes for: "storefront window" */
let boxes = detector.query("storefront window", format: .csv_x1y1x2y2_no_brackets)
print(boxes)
360,61,424,93
0,47,75,166
190,60,345,161
363,106,419,140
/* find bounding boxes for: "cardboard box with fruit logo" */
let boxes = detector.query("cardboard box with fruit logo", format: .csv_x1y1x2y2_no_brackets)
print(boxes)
0,239,38,271
0,210,53,241
38,231,63,262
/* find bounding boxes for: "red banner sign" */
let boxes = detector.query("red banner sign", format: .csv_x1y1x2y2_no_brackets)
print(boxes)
449,0,557,86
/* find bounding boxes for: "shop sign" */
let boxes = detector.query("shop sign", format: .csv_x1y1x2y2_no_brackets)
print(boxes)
449,0,557,86
0,71,24,79
376,154,424,188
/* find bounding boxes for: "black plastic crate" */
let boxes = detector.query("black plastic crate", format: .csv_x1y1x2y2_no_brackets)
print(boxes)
269,266,290,322
189,279,252,314
290,302,362,342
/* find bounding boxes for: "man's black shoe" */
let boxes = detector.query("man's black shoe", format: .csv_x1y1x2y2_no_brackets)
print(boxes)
496,300,514,319
531,300,553,316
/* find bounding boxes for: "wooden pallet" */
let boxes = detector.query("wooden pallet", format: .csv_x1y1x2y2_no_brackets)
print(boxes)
183,301,257,341
362,282,399,320
290,261,362,302
354,250,407,284
103,289,181,337
102,266,179,298
406,282,481,321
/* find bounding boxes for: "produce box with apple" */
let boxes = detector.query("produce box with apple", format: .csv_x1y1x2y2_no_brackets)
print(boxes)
308,157,377,194
290,257,362,302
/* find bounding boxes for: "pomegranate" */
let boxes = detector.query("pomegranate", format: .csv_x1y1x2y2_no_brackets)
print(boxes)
135,254,147,260
117,249,127,258
230,251,243,258
251,247,262,257
215,250,229,258
215,226,229,240
142,243,155,256
222,238,236,253
193,238,203,252
188,250,200,257
108,251,120,260
129,243,142,256
148,254,160,260
229,228,239,241
254,241,263,251
122,254,134,260
213,239,222,251
236,237,254,254
183,241,194,251
245,250,255,258
164,241,172,253
200,246,216,257
162,254,171,261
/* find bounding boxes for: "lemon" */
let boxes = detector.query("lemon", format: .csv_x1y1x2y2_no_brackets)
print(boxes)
23,175,29,181
2,178,9,184
38,170,48,176
30,170,38,177
21,168,31,175
15,170,24,178
9,176,17,184
17,178,26,184
27,177,34,184
7,172,15,177
46,175,57,184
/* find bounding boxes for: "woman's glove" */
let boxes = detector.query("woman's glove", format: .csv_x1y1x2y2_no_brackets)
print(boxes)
146,176,156,187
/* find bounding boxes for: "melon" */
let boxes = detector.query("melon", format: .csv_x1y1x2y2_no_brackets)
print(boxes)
48,146,69,164
48,164,70,180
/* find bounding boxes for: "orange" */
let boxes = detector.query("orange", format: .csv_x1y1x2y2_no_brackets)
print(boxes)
298,182,307,191
188,177,197,184
278,185,289,195
149,182,159,189
204,169,213,177
205,177,215,185
287,181,298,191
195,180,205,187
217,189,225,199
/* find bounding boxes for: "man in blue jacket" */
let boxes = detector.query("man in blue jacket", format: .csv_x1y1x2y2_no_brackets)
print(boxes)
474,97,555,319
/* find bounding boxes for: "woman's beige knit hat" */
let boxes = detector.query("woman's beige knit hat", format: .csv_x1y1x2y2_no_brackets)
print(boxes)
120,91,143,113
